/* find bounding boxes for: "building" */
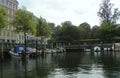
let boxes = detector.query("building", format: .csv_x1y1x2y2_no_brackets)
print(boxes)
0,0,42,44
0,0,19,43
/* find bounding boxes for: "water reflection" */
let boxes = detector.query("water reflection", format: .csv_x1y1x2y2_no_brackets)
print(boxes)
0,59,3,78
1,52,120,78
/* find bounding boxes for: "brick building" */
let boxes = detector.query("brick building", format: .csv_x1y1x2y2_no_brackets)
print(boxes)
0,0,38,44
0,0,24,43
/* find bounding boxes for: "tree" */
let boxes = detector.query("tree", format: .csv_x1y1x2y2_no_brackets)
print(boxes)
78,22,91,39
61,21,73,27
51,25,61,41
13,7,37,55
13,7,36,34
116,24,120,36
91,25,100,39
97,0,120,41
55,21,81,43
36,17,51,54
97,22,117,41
48,22,55,33
48,22,56,39
36,17,51,38
98,0,120,24
0,5,8,30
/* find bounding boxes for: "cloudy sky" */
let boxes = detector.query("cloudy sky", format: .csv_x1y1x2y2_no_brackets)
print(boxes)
17,0,120,26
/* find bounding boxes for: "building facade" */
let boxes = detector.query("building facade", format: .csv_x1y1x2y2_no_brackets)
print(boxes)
0,0,40,44
0,0,26,44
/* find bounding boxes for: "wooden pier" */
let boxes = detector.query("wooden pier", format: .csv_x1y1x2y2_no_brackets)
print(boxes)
65,44,113,52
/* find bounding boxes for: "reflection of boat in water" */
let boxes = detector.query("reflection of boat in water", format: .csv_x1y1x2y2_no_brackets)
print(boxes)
9,45,41,59
93,46,101,52
11,58,37,72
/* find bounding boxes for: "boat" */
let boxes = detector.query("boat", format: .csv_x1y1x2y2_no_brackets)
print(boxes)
26,47,42,57
9,45,42,59
9,45,26,59
45,47,66,54
45,49,57,54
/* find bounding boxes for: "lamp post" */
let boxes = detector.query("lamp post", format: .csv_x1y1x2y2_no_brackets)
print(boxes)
36,37,38,56
41,36,45,55
22,33,27,60
0,40,4,60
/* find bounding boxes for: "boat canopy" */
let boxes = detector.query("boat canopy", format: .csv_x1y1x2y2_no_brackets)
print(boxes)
13,45,25,53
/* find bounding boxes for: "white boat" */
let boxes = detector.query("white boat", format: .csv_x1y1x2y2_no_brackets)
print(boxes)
9,45,38,59
9,45,26,59
45,47,66,54
45,49,57,54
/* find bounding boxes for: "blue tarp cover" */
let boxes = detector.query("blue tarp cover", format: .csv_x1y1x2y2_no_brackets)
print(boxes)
13,45,25,53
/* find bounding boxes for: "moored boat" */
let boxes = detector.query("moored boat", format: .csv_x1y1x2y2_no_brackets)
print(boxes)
9,45,42,59
9,45,26,59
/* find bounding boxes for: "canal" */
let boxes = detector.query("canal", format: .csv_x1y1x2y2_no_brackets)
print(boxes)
1,52,120,78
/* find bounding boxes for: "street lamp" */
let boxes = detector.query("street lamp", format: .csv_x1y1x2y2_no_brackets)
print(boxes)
35,37,38,56
41,36,45,55
101,41,103,51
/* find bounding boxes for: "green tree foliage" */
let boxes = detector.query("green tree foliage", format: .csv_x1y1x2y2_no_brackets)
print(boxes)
78,22,91,39
48,22,55,34
97,22,117,41
52,25,61,41
13,7,37,34
116,24,120,36
91,25,100,39
61,21,73,27
97,0,120,41
98,0,120,24
0,5,8,30
36,17,51,38
55,21,81,43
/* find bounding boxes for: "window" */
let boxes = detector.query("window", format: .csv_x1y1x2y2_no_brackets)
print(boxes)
11,11,14,16
8,9,10,14
4,0,6,5
3,31,6,37
8,2,11,7
7,32,9,36
15,5,17,9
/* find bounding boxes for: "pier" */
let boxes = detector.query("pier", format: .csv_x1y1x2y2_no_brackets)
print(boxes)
65,43,113,52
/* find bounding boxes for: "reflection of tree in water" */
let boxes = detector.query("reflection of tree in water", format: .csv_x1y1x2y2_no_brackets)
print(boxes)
31,53,82,78
30,56,53,78
2,52,120,78
100,52,120,78
0,59,3,78
52,53,85,72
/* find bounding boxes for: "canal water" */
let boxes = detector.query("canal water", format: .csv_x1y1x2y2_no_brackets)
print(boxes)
1,52,120,78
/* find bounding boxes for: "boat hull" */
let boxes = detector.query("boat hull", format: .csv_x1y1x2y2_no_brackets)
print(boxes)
9,51,29,59
9,51,22,59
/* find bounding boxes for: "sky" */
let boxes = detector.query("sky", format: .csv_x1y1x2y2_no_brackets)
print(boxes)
17,0,120,26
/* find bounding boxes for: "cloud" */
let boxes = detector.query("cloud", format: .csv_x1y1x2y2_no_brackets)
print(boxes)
17,0,120,26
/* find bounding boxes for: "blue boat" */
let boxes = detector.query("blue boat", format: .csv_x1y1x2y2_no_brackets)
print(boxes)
9,45,28,59
9,45,41,59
